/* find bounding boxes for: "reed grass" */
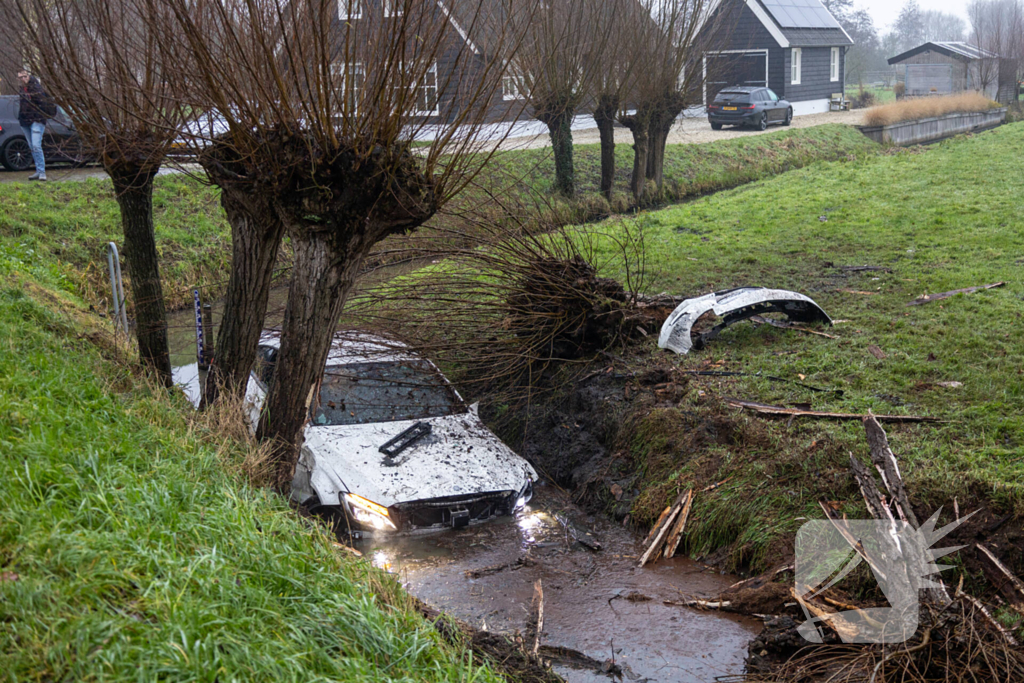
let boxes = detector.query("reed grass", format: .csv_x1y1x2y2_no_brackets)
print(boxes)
863,92,1000,127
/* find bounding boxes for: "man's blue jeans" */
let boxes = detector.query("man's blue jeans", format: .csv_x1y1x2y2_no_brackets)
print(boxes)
24,121,45,174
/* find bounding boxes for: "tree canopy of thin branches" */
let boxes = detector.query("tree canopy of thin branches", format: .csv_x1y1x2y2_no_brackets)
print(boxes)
618,0,728,202
503,0,617,199
160,0,528,484
2,0,188,386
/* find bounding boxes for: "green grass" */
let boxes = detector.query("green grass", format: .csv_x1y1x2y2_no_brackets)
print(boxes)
0,124,877,312
0,280,502,680
484,123,876,203
0,175,231,311
570,123,1024,569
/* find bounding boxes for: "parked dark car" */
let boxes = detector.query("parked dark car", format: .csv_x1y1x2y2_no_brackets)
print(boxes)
0,95,90,171
707,86,793,131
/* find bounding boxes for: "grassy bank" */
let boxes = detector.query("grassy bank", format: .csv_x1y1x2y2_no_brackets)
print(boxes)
570,123,1024,572
0,273,503,679
0,124,877,312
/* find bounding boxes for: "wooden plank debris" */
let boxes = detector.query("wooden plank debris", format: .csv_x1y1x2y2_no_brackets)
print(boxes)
643,506,672,547
663,598,731,609
638,498,682,568
526,579,545,655
725,397,942,424
867,345,887,360
662,489,693,559
907,282,1005,306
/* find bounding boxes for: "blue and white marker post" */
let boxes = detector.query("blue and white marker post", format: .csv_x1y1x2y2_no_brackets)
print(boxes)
193,289,207,395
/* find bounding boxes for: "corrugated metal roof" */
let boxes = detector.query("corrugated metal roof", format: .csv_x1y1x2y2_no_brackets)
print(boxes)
932,42,998,60
888,41,999,65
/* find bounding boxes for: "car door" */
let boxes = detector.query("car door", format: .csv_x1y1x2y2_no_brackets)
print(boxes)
765,89,783,121
42,107,78,161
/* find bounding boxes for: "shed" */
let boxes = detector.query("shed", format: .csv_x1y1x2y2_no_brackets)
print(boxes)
887,42,1017,104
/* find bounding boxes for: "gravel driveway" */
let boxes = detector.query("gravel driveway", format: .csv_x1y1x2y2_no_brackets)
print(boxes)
501,109,866,150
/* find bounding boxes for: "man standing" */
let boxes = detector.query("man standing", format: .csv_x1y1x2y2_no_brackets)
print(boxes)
17,69,48,181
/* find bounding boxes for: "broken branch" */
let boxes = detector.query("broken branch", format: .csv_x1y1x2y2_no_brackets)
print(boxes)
907,282,1005,306
724,397,942,424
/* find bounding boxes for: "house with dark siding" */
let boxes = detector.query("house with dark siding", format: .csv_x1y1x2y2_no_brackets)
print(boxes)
332,0,526,125
700,0,853,116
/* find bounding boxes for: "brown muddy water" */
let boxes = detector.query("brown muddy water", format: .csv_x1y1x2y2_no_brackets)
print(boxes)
363,484,759,682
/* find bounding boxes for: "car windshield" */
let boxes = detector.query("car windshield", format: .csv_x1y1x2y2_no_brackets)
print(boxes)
714,91,751,104
311,360,464,426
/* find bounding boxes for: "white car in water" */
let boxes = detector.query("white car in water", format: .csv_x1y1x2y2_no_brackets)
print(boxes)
174,331,536,535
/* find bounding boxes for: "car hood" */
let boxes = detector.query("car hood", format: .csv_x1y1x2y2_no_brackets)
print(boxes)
302,410,537,509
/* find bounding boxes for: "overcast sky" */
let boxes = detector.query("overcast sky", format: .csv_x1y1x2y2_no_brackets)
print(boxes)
857,0,971,31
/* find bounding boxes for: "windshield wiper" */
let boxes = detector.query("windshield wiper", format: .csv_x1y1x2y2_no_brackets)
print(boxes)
379,422,432,465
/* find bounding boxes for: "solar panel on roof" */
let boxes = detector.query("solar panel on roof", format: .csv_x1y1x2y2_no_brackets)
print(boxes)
760,0,842,30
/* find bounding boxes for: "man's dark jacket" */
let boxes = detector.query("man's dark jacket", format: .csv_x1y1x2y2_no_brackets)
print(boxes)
18,76,48,127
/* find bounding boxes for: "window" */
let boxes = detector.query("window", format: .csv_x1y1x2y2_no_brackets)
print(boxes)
312,361,462,426
502,71,524,100
382,0,401,17
791,48,802,85
415,62,438,115
338,0,361,19
830,47,840,82
766,89,780,102
332,62,365,111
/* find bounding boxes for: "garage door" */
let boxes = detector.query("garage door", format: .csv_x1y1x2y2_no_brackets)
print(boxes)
706,52,768,98
906,64,953,96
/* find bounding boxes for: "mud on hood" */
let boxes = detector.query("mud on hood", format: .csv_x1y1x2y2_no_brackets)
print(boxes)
298,410,537,509
659,287,833,355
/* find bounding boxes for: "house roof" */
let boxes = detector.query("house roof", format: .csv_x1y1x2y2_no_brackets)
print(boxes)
737,0,852,48
888,41,999,65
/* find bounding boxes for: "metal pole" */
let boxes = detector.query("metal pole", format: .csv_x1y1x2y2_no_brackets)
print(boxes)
192,289,205,368
106,242,128,337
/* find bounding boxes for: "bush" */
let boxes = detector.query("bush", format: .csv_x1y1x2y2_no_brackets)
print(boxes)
894,82,905,99
863,92,1000,127
851,89,877,109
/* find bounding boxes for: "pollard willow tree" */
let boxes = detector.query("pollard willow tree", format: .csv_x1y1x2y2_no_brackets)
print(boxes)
3,0,185,385
619,0,730,200
166,0,527,484
503,0,614,198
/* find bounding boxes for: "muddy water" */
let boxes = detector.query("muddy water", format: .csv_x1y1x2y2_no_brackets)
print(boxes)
363,483,759,682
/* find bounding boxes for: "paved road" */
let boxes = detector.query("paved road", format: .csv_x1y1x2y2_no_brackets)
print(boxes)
501,109,866,151
0,165,190,184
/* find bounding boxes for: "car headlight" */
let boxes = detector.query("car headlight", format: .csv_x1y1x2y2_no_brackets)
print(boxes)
344,493,397,531
515,478,534,510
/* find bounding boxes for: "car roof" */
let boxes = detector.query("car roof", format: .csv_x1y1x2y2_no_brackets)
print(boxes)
719,86,760,93
258,330,420,366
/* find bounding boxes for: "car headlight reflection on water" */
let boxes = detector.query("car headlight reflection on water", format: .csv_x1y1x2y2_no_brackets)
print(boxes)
344,493,397,531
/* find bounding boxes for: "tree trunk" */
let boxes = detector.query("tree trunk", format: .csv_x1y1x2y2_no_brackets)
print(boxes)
593,96,618,201
255,230,364,486
646,112,672,191
201,186,285,407
110,168,172,387
619,111,650,203
546,112,576,199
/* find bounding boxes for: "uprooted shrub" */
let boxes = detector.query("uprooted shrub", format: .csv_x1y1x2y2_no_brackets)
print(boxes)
344,216,658,402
